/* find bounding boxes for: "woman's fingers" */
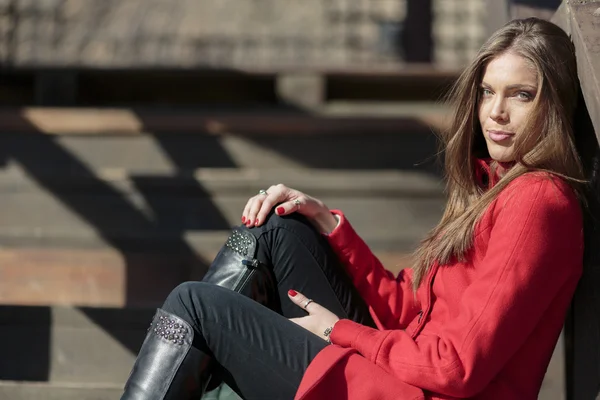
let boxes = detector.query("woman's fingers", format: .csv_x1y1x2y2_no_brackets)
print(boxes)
274,197,303,217
246,186,278,226
241,184,321,228
242,195,263,227
245,195,263,227
288,289,340,342
287,289,320,314
241,198,254,224
254,185,290,225
243,184,294,227
244,186,276,227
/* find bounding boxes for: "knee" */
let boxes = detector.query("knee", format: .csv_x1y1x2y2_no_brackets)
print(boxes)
244,212,319,255
164,281,215,309
170,281,203,297
258,210,314,233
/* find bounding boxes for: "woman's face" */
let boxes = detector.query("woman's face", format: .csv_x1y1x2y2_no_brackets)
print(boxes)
478,52,539,162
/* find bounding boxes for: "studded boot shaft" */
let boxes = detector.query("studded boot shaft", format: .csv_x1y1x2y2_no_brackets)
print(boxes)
121,309,212,400
202,226,277,307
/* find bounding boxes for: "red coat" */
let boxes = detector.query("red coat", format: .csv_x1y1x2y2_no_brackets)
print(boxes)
295,166,583,400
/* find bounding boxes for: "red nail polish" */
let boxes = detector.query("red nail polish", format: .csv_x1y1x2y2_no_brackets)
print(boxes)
241,216,246,223
288,289,297,297
276,207,284,215
255,218,259,225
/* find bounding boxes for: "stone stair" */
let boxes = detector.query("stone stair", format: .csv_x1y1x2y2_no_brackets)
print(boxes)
0,105,447,308
0,102,447,399
0,102,565,399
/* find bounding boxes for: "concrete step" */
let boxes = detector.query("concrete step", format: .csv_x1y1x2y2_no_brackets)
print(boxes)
0,166,444,249
0,306,149,384
0,181,442,306
0,165,444,196
0,105,446,177
0,247,413,307
0,382,122,400
0,165,443,307
0,305,565,399
0,126,441,172
0,381,242,400
0,105,449,134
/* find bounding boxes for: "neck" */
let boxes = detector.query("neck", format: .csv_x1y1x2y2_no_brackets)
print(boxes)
493,160,516,177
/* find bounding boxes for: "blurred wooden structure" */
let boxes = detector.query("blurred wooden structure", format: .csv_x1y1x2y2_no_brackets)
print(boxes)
485,0,562,34
0,0,594,399
553,1,600,399
0,2,451,398
0,0,461,107
486,2,600,397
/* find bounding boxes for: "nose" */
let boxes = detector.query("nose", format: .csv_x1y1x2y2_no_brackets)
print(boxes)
490,96,508,122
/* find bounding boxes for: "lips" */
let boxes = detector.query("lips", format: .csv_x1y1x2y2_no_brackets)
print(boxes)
488,130,514,142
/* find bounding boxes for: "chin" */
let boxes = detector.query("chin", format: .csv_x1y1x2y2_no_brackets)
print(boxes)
489,154,515,163
486,144,515,163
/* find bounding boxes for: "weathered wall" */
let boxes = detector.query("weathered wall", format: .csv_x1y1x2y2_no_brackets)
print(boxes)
0,0,487,69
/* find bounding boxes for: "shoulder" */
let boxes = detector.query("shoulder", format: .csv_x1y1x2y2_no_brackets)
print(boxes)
482,173,582,234
498,172,579,210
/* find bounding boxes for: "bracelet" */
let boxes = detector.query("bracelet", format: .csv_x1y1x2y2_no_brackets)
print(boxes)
323,326,333,344
322,214,340,235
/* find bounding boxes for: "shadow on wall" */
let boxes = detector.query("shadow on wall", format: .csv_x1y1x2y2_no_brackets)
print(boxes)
0,63,447,380
512,0,561,8
0,113,226,374
0,307,51,381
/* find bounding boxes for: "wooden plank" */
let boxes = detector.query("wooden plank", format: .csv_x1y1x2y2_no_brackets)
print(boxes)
554,2,600,399
0,248,410,308
569,2,600,142
554,1,600,140
0,67,460,108
0,107,450,135
0,248,200,308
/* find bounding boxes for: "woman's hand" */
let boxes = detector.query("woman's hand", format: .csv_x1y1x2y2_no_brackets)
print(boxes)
241,184,338,233
287,289,340,343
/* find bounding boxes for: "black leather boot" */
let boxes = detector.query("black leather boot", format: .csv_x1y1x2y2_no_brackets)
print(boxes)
203,225,278,309
121,309,212,400
200,225,279,394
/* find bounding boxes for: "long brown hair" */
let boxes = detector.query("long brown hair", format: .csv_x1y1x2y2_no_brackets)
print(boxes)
411,18,586,289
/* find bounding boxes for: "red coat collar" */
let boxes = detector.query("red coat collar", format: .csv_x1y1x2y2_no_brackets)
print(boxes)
474,158,515,189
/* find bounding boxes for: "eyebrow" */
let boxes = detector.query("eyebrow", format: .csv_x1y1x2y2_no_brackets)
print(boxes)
481,82,538,91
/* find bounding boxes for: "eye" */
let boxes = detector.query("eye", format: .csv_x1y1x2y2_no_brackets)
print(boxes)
480,88,493,97
516,91,533,101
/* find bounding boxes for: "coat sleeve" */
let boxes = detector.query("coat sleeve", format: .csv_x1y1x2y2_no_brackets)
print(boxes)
325,210,421,329
329,177,583,397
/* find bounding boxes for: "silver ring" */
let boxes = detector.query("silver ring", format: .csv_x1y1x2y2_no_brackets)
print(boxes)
303,299,314,310
259,189,268,196
293,199,301,207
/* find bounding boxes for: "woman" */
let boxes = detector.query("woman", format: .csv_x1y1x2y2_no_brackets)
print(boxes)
121,17,598,400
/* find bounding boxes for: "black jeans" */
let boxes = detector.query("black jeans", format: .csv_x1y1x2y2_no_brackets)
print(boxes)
162,213,375,399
